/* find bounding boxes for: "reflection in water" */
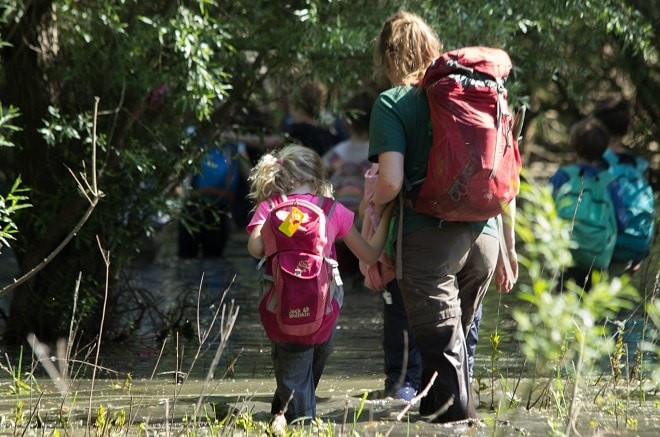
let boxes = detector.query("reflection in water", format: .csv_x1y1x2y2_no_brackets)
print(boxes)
0,228,386,381
2,226,651,382
161,231,527,382
111,225,601,386
103,228,388,382
1,227,659,434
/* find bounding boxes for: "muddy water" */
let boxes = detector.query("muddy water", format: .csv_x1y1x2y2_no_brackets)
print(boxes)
106,224,524,383
102,225,404,382
1,225,659,435
94,225,392,379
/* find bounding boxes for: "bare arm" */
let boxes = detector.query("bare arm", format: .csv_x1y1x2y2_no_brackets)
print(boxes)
358,196,367,220
342,202,394,265
372,151,404,216
495,198,518,292
247,224,265,258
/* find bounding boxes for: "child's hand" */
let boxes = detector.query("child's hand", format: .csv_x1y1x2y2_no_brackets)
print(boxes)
358,197,367,219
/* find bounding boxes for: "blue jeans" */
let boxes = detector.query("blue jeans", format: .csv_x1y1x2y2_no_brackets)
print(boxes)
466,304,482,379
270,333,335,423
383,280,422,393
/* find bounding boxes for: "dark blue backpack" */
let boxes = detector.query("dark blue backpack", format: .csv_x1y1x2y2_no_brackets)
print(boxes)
603,149,656,263
191,142,241,207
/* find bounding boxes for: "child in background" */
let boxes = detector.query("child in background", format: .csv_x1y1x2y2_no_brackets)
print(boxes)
323,89,376,276
549,117,628,290
282,81,341,156
592,97,656,275
246,144,393,425
323,89,375,215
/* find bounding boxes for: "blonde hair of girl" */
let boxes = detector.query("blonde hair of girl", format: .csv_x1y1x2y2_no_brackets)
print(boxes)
248,144,333,203
372,11,443,89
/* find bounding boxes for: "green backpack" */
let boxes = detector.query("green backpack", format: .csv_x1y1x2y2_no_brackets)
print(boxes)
553,165,618,270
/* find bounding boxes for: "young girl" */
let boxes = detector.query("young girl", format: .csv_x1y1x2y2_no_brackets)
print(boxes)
246,143,392,424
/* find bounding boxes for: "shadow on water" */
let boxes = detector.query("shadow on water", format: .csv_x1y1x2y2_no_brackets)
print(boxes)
88,224,388,383
0,224,659,435
0,223,387,382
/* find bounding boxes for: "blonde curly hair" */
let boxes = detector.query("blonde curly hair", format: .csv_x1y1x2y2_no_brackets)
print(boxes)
372,11,443,89
248,144,333,203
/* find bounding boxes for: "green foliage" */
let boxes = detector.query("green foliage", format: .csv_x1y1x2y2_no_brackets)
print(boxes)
0,346,40,395
515,174,574,282
515,273,639,367
37,106,96,148
11,399,25,429
0,0,658,343
0,176,31,250
0,104,21,147
511,178,647,434
513,179,640,370
94,404,107,432
0,104,30,250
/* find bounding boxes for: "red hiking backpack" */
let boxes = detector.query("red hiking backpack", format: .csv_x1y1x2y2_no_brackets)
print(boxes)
413,46,522,221
259,194,343,345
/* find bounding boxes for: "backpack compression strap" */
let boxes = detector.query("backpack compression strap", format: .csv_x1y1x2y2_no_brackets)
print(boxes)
316,196,343,286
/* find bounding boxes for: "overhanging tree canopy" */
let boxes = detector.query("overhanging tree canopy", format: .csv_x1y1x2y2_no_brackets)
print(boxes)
0,0,657,345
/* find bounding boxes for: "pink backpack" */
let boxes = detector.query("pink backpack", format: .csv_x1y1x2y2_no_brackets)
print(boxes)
358,164,396,291
259,194,342,344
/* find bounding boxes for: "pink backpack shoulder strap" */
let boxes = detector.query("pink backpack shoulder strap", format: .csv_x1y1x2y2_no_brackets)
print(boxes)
317,195,337,220
266,193,287,209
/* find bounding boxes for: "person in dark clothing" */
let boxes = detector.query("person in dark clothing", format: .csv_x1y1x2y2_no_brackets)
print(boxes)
282,80,340,156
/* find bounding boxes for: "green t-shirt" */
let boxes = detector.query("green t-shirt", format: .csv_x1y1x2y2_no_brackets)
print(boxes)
369,85,497,239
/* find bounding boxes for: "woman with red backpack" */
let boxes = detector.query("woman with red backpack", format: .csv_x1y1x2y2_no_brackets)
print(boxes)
367,11,518,423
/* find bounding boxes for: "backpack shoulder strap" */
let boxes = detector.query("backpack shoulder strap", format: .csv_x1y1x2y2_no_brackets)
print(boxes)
596,168,618,187
316,196,338,220
564,165,616,186
266,193,288,209
561,164,581,179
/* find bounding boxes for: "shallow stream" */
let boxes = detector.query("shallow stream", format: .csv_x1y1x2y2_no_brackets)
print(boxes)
0,224,658,435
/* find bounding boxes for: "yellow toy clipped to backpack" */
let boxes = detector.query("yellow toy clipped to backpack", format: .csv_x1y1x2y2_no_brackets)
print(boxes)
278,205,305,237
